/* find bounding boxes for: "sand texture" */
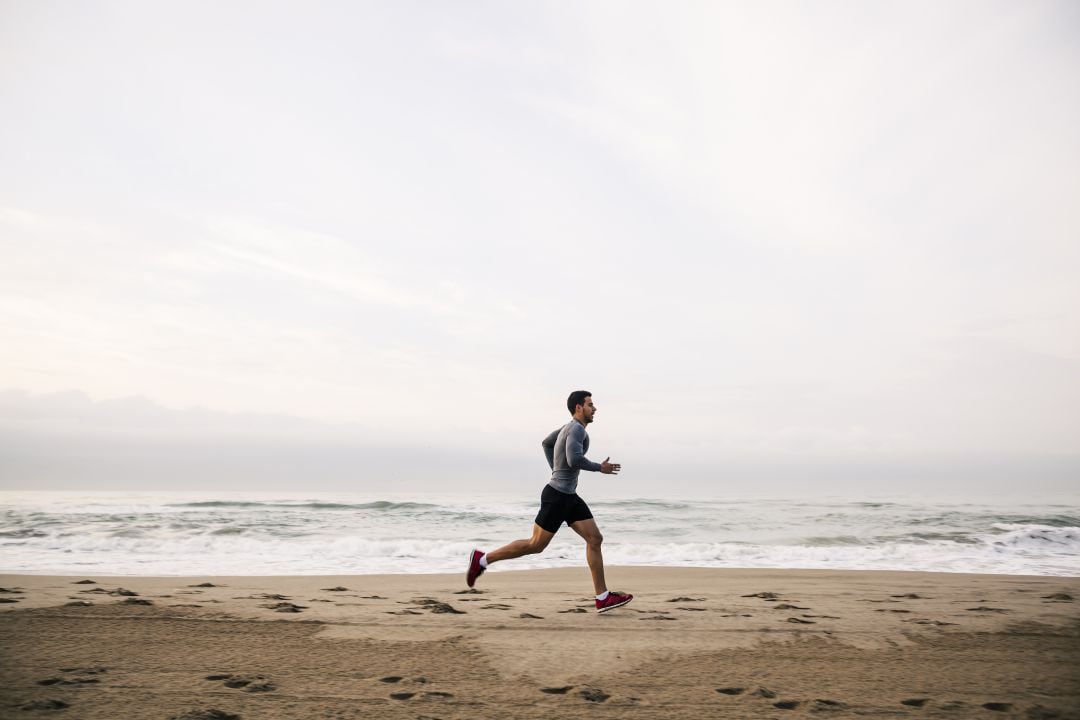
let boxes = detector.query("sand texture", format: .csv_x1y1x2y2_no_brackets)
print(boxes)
1,567,1078,719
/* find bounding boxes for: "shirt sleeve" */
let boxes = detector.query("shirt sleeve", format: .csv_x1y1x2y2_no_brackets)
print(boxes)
566,423,602,472
541,427,560,470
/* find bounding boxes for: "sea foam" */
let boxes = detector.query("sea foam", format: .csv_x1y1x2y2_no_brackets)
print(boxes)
1,491,1077,576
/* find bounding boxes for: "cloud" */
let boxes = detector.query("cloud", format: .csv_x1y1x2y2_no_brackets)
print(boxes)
0,2,1077,493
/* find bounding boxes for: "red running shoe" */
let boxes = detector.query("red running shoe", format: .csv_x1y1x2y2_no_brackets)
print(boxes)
596,590,633,613
466,549,486,588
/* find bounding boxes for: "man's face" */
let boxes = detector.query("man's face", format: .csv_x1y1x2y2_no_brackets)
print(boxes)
579,396,596,424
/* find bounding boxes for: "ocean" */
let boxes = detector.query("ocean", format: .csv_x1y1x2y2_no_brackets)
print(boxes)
1,491,1077,577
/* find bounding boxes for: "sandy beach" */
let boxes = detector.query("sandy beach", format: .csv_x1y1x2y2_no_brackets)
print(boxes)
1,567,1078,719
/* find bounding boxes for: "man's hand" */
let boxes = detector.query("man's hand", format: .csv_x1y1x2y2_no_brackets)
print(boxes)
600,457,621,475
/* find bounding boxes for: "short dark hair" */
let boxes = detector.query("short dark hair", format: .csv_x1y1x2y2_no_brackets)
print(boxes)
567,390,591,415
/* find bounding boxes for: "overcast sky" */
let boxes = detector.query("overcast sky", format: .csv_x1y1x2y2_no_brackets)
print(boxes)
2,1,1078,496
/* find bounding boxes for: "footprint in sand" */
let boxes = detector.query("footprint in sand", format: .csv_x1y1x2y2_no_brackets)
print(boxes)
742,592,781,600
875,608,911,613
379,676,404,683
321,586,349,591
72,587,129,597
260,601,306,613
812,699,847,711
189,583,221,588
982,702,1012,712
580,687,610,703
206,673,276,692
667,596,705,602
20,700,71,711
481,603,513,610
454,588,486,595
518,613,543,619
900,698,929,707
389,692,415,700
170,711,239,720
542,686,574,694
38,676,101,686
678,607,707,611
120,598,153,605
891,593,926,599
787,617,815,624
73,580,97,584
965,606,1010,613
238,593,289,601
38,667,106,686
1041,593,1073,602
410,598,466,614
774,700,800,710
752,687,778,699
233,678,274,692
715,687,745,695
558,608,588,613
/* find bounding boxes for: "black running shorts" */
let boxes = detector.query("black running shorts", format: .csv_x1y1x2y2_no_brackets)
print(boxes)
534,484,594,533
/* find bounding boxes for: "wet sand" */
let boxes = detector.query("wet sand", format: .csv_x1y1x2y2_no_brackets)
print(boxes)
2,567,1078,719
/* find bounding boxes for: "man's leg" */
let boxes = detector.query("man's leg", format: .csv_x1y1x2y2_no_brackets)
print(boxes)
485,523,555,564
569,518,606,596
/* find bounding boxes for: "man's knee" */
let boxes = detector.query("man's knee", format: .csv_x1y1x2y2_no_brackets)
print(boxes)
585,531,603,547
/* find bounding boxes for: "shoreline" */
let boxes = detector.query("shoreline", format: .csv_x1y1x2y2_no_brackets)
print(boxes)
2,567,1079,718
5,563,1078,581
4,565,1078,579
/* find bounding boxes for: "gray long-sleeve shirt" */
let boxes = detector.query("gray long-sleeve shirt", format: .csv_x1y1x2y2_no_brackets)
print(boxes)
542,419,602,494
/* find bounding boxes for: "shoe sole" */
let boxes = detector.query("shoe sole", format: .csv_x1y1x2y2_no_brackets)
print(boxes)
596,596,633,613
466,550,481,588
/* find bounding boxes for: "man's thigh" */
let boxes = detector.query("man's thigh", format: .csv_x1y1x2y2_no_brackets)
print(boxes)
569,517,602,543
530,523,556,549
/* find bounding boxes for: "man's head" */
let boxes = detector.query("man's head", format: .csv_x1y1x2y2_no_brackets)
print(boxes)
567,390,596,424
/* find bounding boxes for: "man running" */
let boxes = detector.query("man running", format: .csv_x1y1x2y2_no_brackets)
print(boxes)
466,390,634,613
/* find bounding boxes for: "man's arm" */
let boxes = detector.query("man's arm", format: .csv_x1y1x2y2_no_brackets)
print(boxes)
541,428,560,470
566,424,603,472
